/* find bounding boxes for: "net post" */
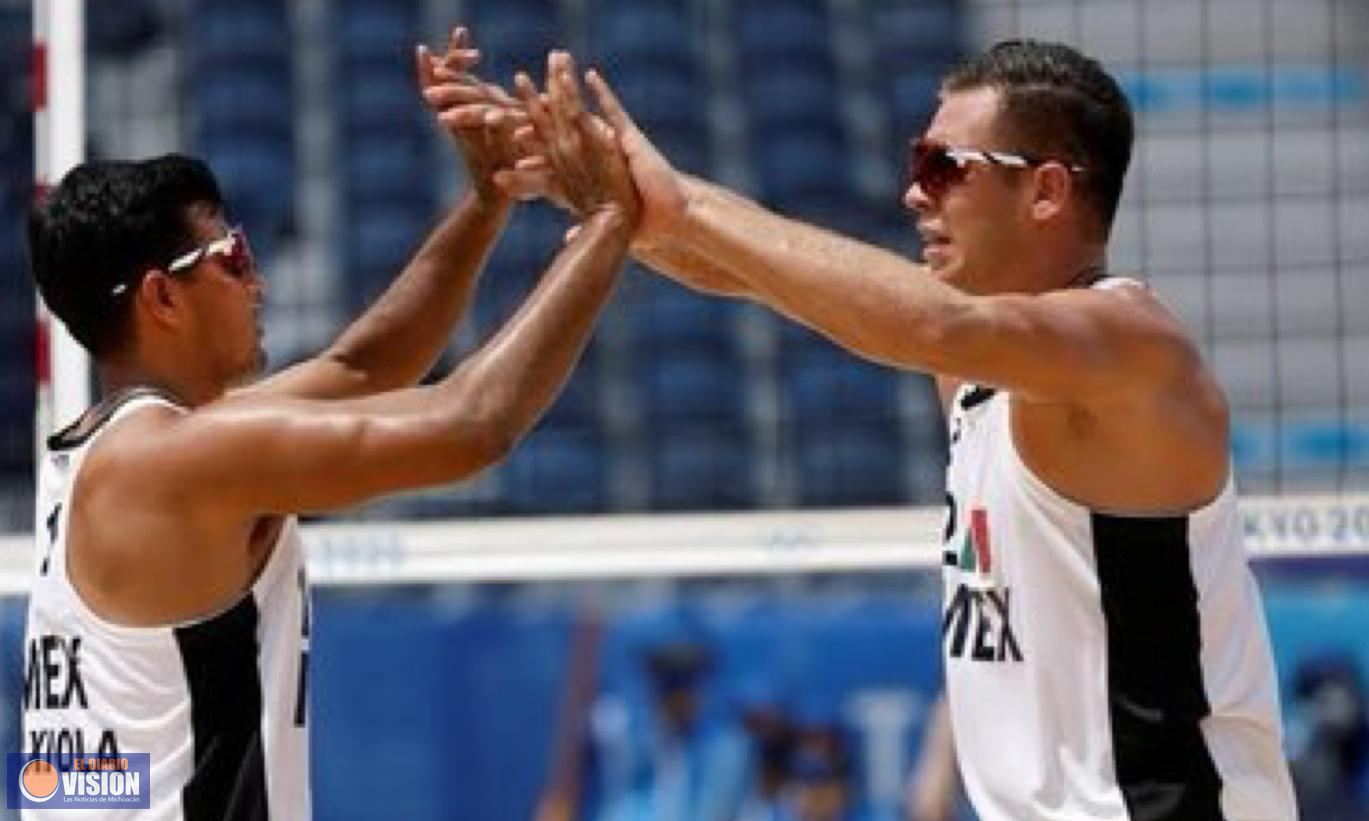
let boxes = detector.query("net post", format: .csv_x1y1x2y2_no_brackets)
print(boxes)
32,0,90,446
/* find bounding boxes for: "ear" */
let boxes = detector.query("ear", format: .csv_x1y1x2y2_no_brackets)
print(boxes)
135,269,186,328
1028,162,1073,223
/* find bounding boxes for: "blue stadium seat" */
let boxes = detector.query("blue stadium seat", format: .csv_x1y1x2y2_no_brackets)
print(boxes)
649,424,754,510
639,346,747,426
783,190,884,244
0,7,29,76
887,69,947,141
467,0,562,85
733,0,830,62
590,0,695,72
0,196,26,278
503,426,608,514
0,279,33,477
647,123,711,176
753,126,852,205
864,0,965,148
782,352,901,426
868,1,963,69
343,202,430,311
187,0,288,68
89,0,163,58
336,64,427,133
474,205,568,331
742,61,841,131
342,133,431,202
794,421,905,506
198,134,295,241
632,275,738,351
586,4,707,172
604,67,708,135
541,355,602,431
192,70,294,137
333,0,420,65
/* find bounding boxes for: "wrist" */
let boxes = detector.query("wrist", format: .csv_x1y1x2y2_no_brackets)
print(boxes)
466,185,512,215
585,204,630,234
629,173,697,256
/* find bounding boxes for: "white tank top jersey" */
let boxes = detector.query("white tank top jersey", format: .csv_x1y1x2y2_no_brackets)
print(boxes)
22,389,312,821
940,278,1298,821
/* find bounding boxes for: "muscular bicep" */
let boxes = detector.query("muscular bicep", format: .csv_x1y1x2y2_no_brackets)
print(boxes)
238,348,392,402
126,388,505,519
924,286,1196,402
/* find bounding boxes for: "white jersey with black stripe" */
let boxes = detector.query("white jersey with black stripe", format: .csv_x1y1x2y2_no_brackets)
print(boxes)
22,390,311,821
940,280,1297,820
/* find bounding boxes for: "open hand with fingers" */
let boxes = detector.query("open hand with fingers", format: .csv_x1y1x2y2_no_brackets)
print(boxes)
416,26,529,206
506,52,642,230
498,54,689,248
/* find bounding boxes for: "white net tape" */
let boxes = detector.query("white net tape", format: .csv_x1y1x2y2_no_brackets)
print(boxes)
0,494,1365,595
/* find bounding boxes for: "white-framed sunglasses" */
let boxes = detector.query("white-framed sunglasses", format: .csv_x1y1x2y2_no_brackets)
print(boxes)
910,138,1086,198
111,227,255,297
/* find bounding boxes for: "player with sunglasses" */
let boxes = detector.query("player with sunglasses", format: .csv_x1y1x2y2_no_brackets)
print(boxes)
21,27,638,819
455,40,1298,821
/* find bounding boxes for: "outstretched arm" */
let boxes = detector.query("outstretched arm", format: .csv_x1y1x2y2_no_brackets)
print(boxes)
123,51,641,519
663,172,1190,401
249,28,516,401
576,71,1193,403
433,56,1194,403
135,206,630,518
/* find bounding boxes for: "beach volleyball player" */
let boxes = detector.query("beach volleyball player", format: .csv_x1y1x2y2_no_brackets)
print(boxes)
457,40,1299,820
20,29,637,819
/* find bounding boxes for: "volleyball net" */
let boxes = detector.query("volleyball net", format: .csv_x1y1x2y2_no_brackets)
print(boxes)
2,0,1368,818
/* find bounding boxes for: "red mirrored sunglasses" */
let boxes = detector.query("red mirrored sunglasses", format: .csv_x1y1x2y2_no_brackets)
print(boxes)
166,226,255,280
908,138,1085,199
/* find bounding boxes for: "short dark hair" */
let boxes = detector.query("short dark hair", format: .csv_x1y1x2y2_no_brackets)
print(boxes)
27,154,223,356
943,39,1134,235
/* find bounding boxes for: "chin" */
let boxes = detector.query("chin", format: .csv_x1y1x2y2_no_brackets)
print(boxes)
231,350,268,386
932,262,971,289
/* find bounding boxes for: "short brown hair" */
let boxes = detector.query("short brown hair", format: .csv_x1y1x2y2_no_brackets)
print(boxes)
943,39,1134,236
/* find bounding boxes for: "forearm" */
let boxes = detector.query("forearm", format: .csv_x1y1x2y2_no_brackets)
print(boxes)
449,208,629,447
673,178,972,371
324,190,512,391
631,193,753,298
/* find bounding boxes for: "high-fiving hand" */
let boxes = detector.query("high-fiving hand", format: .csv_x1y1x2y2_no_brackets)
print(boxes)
510,52,640,229
417,29,690,247
501,56,687,249
416,27,522,206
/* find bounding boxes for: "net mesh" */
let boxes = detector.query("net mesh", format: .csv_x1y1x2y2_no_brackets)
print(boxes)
1,0,1366,528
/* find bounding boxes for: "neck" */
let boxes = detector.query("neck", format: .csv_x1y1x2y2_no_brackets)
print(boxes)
1063,262,1105,289
97,358,220,409
1027,239,1107,294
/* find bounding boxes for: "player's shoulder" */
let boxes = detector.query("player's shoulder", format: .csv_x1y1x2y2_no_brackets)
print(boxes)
76,394,190,487
1067,273,1196,344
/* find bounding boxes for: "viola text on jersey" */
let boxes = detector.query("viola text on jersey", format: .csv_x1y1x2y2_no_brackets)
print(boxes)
23,633,122,758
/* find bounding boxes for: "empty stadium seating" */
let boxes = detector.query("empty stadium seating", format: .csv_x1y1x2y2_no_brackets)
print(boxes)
0,0,1363,524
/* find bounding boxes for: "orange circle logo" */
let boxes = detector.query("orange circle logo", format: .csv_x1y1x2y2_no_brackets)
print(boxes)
19,759,59,802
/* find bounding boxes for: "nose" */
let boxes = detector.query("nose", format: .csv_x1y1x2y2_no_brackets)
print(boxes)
904,179,933,214
245,264,266,300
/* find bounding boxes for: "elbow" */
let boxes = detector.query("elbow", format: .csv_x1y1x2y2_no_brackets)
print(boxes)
886,297,979,373
444,394,522,476
471,420,519,470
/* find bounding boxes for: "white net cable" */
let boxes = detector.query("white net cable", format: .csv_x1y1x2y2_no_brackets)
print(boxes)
1,494,1365,595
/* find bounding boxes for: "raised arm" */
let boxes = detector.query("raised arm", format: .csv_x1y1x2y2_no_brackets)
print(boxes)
576,72,1194,403
130,206,629,518
117,52,641,519
249,28,516,401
